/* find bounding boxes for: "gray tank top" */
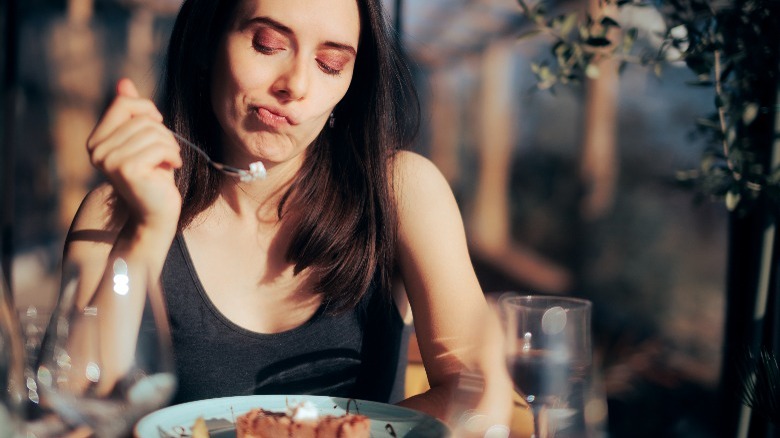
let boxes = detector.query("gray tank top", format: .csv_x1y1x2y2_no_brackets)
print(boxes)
161,234,410,405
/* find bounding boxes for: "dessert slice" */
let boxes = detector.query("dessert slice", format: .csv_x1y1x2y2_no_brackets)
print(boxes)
235,401,370,438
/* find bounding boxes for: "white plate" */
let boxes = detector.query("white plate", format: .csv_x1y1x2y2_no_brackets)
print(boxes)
134,395,449,437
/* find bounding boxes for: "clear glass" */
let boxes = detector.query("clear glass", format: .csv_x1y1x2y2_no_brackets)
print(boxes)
35,262,177,438
445,299,515,438
18,304,52,409
499,293,606,438
0,267,26,438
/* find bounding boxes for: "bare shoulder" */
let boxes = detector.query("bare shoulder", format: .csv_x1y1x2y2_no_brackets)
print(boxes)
64,183,126,257
389,150,465,249
392,150,446,183
391,150,455,209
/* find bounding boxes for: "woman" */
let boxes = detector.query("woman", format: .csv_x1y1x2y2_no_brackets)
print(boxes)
64,0,512,425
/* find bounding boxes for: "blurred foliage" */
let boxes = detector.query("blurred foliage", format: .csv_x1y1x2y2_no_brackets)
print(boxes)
517,0,780,216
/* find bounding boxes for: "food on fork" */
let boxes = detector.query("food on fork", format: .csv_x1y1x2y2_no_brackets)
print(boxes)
169,130,267,182
240,161,267,182
236,401,370,438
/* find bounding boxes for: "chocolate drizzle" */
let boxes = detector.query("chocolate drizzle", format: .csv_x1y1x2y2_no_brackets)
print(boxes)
346,398,360,415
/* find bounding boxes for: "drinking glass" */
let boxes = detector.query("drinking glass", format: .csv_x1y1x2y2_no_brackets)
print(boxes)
499,294,600,438
35,261,177,437
18,305,52,409
0,267,26,438
444,297,520,438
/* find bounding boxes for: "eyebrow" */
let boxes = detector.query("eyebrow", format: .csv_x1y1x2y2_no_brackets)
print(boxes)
241,16,357,57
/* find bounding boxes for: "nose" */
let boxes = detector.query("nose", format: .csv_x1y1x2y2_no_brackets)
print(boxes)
272,56,308,101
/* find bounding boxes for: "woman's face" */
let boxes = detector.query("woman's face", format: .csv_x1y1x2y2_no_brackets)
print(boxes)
211,0,360,170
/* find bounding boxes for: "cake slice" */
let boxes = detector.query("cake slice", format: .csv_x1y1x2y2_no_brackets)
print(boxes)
235,401,370,438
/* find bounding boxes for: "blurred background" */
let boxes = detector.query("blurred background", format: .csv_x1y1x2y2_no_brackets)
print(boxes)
1,0,728,436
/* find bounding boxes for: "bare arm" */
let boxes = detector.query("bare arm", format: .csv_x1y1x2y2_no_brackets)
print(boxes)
60,79,182,391
392,151,513,427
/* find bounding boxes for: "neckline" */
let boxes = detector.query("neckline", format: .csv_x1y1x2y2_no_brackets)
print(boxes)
173,234,328,339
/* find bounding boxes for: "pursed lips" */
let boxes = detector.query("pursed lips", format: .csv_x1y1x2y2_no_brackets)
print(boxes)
252,105,299,126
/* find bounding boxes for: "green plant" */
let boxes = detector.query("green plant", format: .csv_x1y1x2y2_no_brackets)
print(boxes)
517,0,780,215
517,1,780,434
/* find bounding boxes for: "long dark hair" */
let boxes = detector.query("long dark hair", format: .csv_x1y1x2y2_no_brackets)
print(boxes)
158,0,420,312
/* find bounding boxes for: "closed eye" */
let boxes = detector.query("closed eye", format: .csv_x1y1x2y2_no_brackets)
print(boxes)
253,41,285,54
316,51,350,77
252,29,287,54
317,60,342,76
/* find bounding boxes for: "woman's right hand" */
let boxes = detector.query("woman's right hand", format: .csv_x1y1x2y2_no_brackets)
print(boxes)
86,78,183,238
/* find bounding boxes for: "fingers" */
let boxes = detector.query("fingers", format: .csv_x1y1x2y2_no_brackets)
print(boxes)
90,119,182,182
87,79,164,151
96,129,182,218
84,79,182,233
103,140,183,180
89,117,177,169
98,131,182,177
87,78,180,178
116,77,140,98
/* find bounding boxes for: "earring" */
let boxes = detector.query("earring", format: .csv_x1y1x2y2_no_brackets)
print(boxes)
329,112,335,128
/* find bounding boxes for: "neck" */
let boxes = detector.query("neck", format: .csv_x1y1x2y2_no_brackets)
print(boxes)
219,156,303,222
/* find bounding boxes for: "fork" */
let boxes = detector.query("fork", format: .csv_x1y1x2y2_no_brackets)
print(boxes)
169,130,266,182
